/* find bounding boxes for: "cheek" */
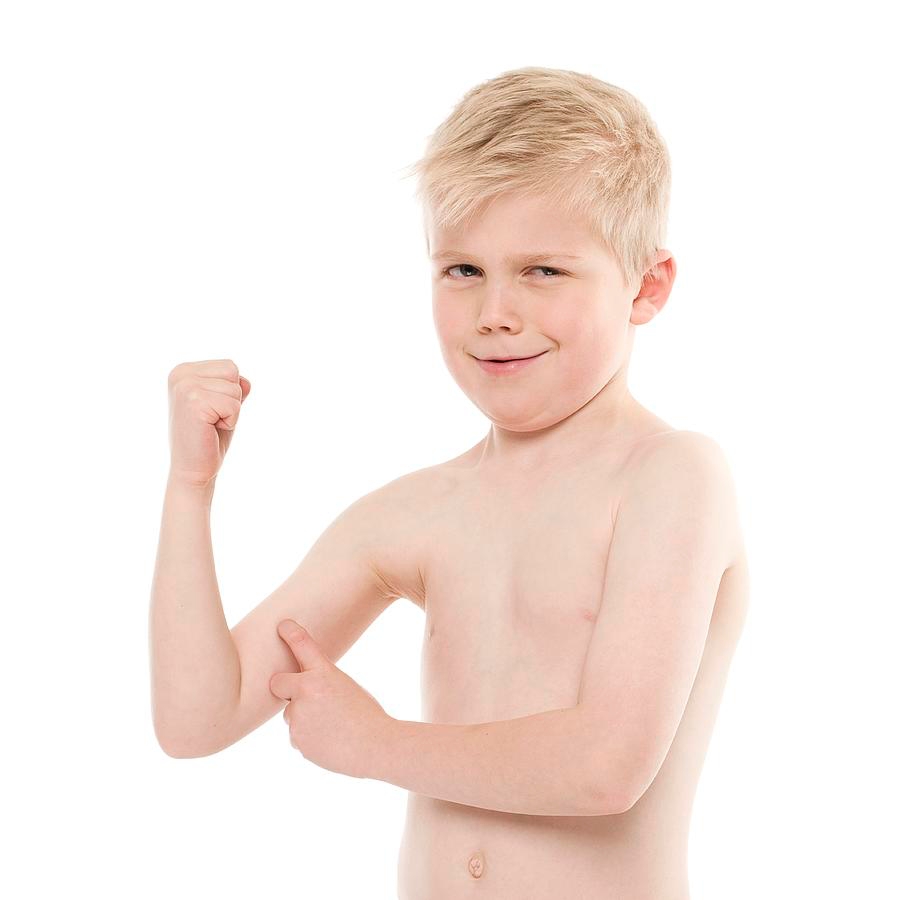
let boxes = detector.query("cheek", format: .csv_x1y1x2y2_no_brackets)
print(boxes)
432,299,466,344
561,317,617,371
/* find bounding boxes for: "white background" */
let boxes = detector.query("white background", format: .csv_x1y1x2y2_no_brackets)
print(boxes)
2,1,897,897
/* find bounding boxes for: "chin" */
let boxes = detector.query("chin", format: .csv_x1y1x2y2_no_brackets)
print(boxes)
477,402,566,432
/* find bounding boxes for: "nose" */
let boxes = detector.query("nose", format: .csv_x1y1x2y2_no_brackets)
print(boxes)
476,289,524,334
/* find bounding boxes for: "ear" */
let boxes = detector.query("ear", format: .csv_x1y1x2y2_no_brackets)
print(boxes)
631,251,676,325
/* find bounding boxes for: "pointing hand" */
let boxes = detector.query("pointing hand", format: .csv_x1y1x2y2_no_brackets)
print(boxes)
269,620,392,779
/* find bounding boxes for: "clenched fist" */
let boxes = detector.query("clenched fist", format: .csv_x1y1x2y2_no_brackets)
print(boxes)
166,359,251,488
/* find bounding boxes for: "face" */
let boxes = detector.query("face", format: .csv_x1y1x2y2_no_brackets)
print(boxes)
427,190,674,433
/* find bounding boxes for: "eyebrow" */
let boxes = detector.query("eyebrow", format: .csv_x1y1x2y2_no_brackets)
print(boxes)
430,249,584,263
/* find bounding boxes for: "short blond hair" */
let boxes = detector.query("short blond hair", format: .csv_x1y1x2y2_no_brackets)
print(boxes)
403,66,671,292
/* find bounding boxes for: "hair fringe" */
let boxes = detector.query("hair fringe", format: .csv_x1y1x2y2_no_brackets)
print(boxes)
400,66,671,291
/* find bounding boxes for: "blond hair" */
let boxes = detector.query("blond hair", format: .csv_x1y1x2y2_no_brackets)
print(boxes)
403,66,671,292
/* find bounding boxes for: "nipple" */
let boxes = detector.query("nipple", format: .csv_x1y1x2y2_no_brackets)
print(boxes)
467,850,485,879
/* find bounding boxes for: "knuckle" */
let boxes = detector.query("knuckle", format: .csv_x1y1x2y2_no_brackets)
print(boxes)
168,363,195,387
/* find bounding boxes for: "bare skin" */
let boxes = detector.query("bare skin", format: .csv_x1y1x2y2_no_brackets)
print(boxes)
373,190,750,897
388,412,748,899
152,186,747,896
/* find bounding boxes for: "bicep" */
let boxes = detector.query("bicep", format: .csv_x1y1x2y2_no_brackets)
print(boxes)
578,432,739,806
227,487,400,746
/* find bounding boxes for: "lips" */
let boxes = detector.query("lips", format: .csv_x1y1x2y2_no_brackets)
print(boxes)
477,351,547,361
474,349,550,375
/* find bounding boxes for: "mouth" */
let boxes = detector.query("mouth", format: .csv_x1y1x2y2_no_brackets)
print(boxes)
472,349,551,375
474,350,549,362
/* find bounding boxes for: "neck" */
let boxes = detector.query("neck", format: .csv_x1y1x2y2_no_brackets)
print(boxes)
474,370,639,475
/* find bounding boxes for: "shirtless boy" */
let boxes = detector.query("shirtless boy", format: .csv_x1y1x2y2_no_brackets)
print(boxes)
150,66,749,899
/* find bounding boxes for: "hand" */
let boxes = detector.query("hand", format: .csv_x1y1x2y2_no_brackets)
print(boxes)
166,359,251,488
269,620,392,779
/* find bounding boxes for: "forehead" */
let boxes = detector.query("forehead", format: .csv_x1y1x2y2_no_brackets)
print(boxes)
427,191,602,260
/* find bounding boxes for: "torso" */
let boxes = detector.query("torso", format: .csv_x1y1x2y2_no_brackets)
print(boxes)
385,421,749,900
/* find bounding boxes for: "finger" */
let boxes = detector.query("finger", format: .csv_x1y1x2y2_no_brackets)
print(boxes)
174,381,243,430
269,672,301,700
176,377,244,400
277,620,327,671
169,359,240,385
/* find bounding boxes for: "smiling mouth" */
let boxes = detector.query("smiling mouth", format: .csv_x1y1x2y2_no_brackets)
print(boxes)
477,351,549,362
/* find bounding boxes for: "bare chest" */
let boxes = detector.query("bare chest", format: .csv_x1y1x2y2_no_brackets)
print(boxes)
394,446,747,897
416,464,618,725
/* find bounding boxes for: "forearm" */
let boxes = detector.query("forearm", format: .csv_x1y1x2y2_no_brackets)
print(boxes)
371,705,621,817
149,476,241,755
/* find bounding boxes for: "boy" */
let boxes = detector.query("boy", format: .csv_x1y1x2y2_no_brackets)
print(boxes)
150,66,748,899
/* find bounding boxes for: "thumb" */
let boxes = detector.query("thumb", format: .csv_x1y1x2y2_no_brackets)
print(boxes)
277,620,326,670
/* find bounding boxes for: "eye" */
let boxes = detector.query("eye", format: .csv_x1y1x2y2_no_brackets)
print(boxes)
443,264,480,279
441,265,564,279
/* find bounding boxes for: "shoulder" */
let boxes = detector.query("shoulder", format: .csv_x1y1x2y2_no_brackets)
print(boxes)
617,430,743,568
621,429,733,483
365,461,453,515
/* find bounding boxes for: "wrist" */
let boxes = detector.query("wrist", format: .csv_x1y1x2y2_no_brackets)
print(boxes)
165,473,217,505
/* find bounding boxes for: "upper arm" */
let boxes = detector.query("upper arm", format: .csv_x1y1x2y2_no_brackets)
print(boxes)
224,481,407,750
577,431,740,811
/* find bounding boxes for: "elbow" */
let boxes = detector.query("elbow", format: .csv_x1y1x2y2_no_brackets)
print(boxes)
154,728,195,758
601,770,654,815
153,703,237,758
609,788,639,815
154,723,220,759
593,744,664,814
158,740,192,759
588,765,644,816
157,736,220,759
592,784,637,816
154,717,186,758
